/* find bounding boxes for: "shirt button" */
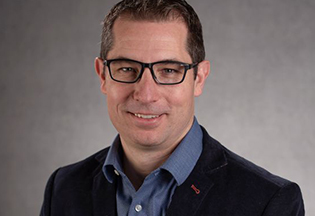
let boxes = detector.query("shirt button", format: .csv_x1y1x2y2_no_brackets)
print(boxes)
114,169,120,176
135,204,142,212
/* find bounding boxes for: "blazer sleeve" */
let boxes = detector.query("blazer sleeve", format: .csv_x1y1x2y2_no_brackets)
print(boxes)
262,182,305,216
40,169,60,216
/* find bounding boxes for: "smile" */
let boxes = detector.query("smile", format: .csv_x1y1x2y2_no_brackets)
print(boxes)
134,113,160,119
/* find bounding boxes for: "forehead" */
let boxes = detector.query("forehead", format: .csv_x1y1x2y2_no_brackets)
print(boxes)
108,18,191,62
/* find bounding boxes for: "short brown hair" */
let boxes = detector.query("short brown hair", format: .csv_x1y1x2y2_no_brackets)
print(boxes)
100,0,205,65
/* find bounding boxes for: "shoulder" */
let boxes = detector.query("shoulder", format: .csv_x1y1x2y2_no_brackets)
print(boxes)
49,147,110,191
222,148,304,214
40,147,111,215
200,126,291,187
198,127,304,214
224,146,290,188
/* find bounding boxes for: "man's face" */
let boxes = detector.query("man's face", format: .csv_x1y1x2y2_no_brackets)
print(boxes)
95,18,209,152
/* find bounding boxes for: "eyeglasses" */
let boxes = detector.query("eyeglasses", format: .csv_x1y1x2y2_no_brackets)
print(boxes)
103,58,198,85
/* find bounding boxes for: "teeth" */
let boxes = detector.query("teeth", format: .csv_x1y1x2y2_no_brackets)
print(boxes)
134,113,159,119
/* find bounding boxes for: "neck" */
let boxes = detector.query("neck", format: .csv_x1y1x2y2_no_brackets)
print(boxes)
121,140,177,190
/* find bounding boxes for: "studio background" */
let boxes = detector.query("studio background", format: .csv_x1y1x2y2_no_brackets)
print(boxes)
0,0,314,215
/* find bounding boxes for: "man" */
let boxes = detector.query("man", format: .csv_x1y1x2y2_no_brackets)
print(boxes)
40,0,304,215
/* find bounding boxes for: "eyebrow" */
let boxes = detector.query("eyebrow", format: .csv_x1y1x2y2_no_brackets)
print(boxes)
108,56,184,63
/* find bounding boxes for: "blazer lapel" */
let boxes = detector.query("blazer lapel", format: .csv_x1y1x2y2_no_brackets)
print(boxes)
166,171,215,216
166,128,228,216
92,151,117,216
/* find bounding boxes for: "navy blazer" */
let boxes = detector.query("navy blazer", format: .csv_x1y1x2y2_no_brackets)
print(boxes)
40,127,304,215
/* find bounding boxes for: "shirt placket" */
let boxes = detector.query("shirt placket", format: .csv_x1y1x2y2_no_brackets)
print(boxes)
127,171,159,216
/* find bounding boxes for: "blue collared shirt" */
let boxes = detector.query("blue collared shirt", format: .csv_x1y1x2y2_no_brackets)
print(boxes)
103,118,203,216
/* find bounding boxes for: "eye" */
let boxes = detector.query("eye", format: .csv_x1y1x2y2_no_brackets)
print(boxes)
162,68,178,74
120,67,137,72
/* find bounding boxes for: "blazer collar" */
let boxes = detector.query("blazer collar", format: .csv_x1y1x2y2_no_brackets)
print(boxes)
166,127,228,216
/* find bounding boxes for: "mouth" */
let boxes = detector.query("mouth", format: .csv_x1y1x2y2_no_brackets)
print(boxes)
133,113,160,119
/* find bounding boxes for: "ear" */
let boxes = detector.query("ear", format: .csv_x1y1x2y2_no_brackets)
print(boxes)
94,57,107,94
194,60,210,97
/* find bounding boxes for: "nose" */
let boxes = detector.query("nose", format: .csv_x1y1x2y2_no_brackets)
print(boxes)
133,68,160,103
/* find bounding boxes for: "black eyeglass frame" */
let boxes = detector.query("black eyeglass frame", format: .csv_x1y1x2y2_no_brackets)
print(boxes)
103,58,199,85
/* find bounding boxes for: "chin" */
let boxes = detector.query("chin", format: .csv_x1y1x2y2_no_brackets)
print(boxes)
131,134,166,148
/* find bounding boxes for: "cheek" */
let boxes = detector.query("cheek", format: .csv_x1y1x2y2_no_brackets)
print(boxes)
106,85,131,112
167,85,195,110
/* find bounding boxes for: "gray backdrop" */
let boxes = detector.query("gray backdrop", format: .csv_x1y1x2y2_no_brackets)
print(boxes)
1,0,314,215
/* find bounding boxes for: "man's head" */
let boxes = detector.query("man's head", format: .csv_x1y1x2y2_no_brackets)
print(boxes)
95,0,210,153
100,0,205,66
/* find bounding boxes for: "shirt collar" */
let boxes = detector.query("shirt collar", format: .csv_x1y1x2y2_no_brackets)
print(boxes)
103,135,124,183
103,117,203,185
160,117,203,185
